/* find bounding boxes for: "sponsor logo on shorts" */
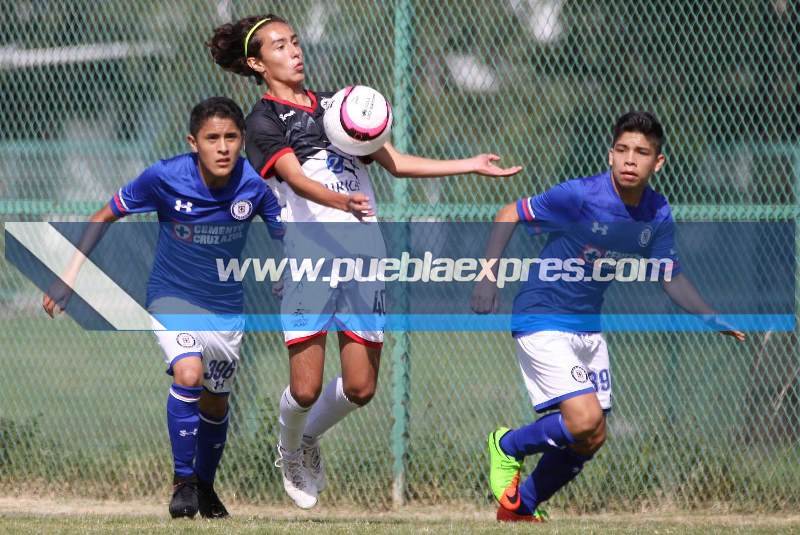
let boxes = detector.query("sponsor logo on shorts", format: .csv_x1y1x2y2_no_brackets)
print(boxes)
176,333,196,348
230,200,253,220
292,308,309,328
571,366,588,383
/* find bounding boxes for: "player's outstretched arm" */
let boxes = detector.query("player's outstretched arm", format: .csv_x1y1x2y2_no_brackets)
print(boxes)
371,142,522,178
661,273,746,341
42,205,118,317
274,152,374,219
471,202,520,314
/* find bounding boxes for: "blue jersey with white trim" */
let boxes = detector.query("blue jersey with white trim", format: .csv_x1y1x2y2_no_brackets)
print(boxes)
512,171,680,336
108,153,283,313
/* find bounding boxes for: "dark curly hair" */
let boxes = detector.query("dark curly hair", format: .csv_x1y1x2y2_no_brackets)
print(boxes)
207,14,288,84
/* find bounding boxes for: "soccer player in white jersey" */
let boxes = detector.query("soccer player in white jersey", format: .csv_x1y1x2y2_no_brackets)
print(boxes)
208,14,522,508
472,111,745,522
43,97,284,519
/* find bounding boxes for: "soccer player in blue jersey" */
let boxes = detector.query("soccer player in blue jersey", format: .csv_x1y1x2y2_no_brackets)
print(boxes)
42,97,283,519
472,111,745,522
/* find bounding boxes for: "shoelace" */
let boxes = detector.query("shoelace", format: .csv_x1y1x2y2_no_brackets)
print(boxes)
275,452,306,489
304,444,321,473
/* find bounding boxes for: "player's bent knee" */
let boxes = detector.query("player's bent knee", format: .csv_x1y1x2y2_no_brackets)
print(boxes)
290,385,322,408
343,384,376,406
563,409,604,440
173,361,203,388
573,418,607,455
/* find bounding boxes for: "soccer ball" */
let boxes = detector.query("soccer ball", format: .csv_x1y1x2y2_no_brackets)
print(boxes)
323,85,392,156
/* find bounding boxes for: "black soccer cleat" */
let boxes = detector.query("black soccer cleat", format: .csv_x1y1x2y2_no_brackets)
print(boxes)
198,479,229,519
169,474,199,519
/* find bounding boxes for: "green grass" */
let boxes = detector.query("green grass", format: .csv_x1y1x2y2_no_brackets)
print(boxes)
2,511,800,535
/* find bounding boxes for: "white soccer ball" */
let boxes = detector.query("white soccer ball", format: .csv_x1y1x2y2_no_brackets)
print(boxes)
323,85,392,156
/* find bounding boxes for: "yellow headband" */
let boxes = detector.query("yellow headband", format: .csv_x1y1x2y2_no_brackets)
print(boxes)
244,17,272,57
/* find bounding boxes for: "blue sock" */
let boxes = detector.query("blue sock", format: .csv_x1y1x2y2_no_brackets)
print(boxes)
499,413,575,460
195,408,229,485
166,384,202,479
517,448,592,515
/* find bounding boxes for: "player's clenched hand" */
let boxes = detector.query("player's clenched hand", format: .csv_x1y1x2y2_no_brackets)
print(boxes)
42,279,72,318
471,280,499,314
721,330,746,342
469,154,523,178
703,314,746,342
347,193,374,220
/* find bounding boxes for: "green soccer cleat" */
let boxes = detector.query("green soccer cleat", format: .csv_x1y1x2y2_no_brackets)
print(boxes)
496,504,549,522
487,427,524,511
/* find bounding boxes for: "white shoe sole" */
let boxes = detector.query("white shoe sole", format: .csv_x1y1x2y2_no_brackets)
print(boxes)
283,479,318,509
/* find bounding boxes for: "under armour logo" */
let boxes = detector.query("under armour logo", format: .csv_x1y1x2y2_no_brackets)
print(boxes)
179,427,198,437
591,221,608,235
175,199,193,212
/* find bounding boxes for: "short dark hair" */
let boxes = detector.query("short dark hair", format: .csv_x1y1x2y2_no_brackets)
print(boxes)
612,111,665,154
189,96,245,136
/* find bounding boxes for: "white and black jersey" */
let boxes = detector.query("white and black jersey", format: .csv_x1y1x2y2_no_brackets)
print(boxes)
245,89,378,223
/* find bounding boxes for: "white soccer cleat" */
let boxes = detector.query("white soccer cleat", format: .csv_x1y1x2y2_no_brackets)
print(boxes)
275,445,318,509
302,437,326,493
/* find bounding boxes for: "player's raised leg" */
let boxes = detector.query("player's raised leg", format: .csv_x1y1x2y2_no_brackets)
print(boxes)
167,355,203,519
276,334,325,509
515,393,605,518
497,333,609,520
488,409,576,514
490,331,600,521
301,332,381,493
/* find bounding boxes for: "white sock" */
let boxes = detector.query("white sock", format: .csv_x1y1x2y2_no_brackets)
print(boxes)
302,376,359,441
279,386,310,452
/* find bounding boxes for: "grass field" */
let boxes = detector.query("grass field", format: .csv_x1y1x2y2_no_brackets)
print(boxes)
2,498,800,534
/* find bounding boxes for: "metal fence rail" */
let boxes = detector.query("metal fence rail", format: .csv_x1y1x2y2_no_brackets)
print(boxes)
1,0,798,510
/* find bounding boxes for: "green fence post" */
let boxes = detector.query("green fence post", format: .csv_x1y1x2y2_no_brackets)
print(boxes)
390,0,414,509
794,147,800,336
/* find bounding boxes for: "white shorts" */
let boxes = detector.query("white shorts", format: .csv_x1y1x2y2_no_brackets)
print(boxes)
515,331,612,413
150,298,243,395
281,279,384,347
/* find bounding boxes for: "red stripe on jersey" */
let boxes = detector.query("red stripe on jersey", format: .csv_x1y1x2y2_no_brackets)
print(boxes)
263,89,318,113
520,198,534,221
341,330,383,348
285,330,327,347
113,193,126,214
260,147,294,178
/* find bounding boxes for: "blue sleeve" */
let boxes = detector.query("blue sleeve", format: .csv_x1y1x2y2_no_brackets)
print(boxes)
516,180,581,226
650,205,681,277
109,164,161,217
257,184,285,240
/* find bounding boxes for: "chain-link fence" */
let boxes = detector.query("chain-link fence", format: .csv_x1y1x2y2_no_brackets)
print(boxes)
1,0,799,511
